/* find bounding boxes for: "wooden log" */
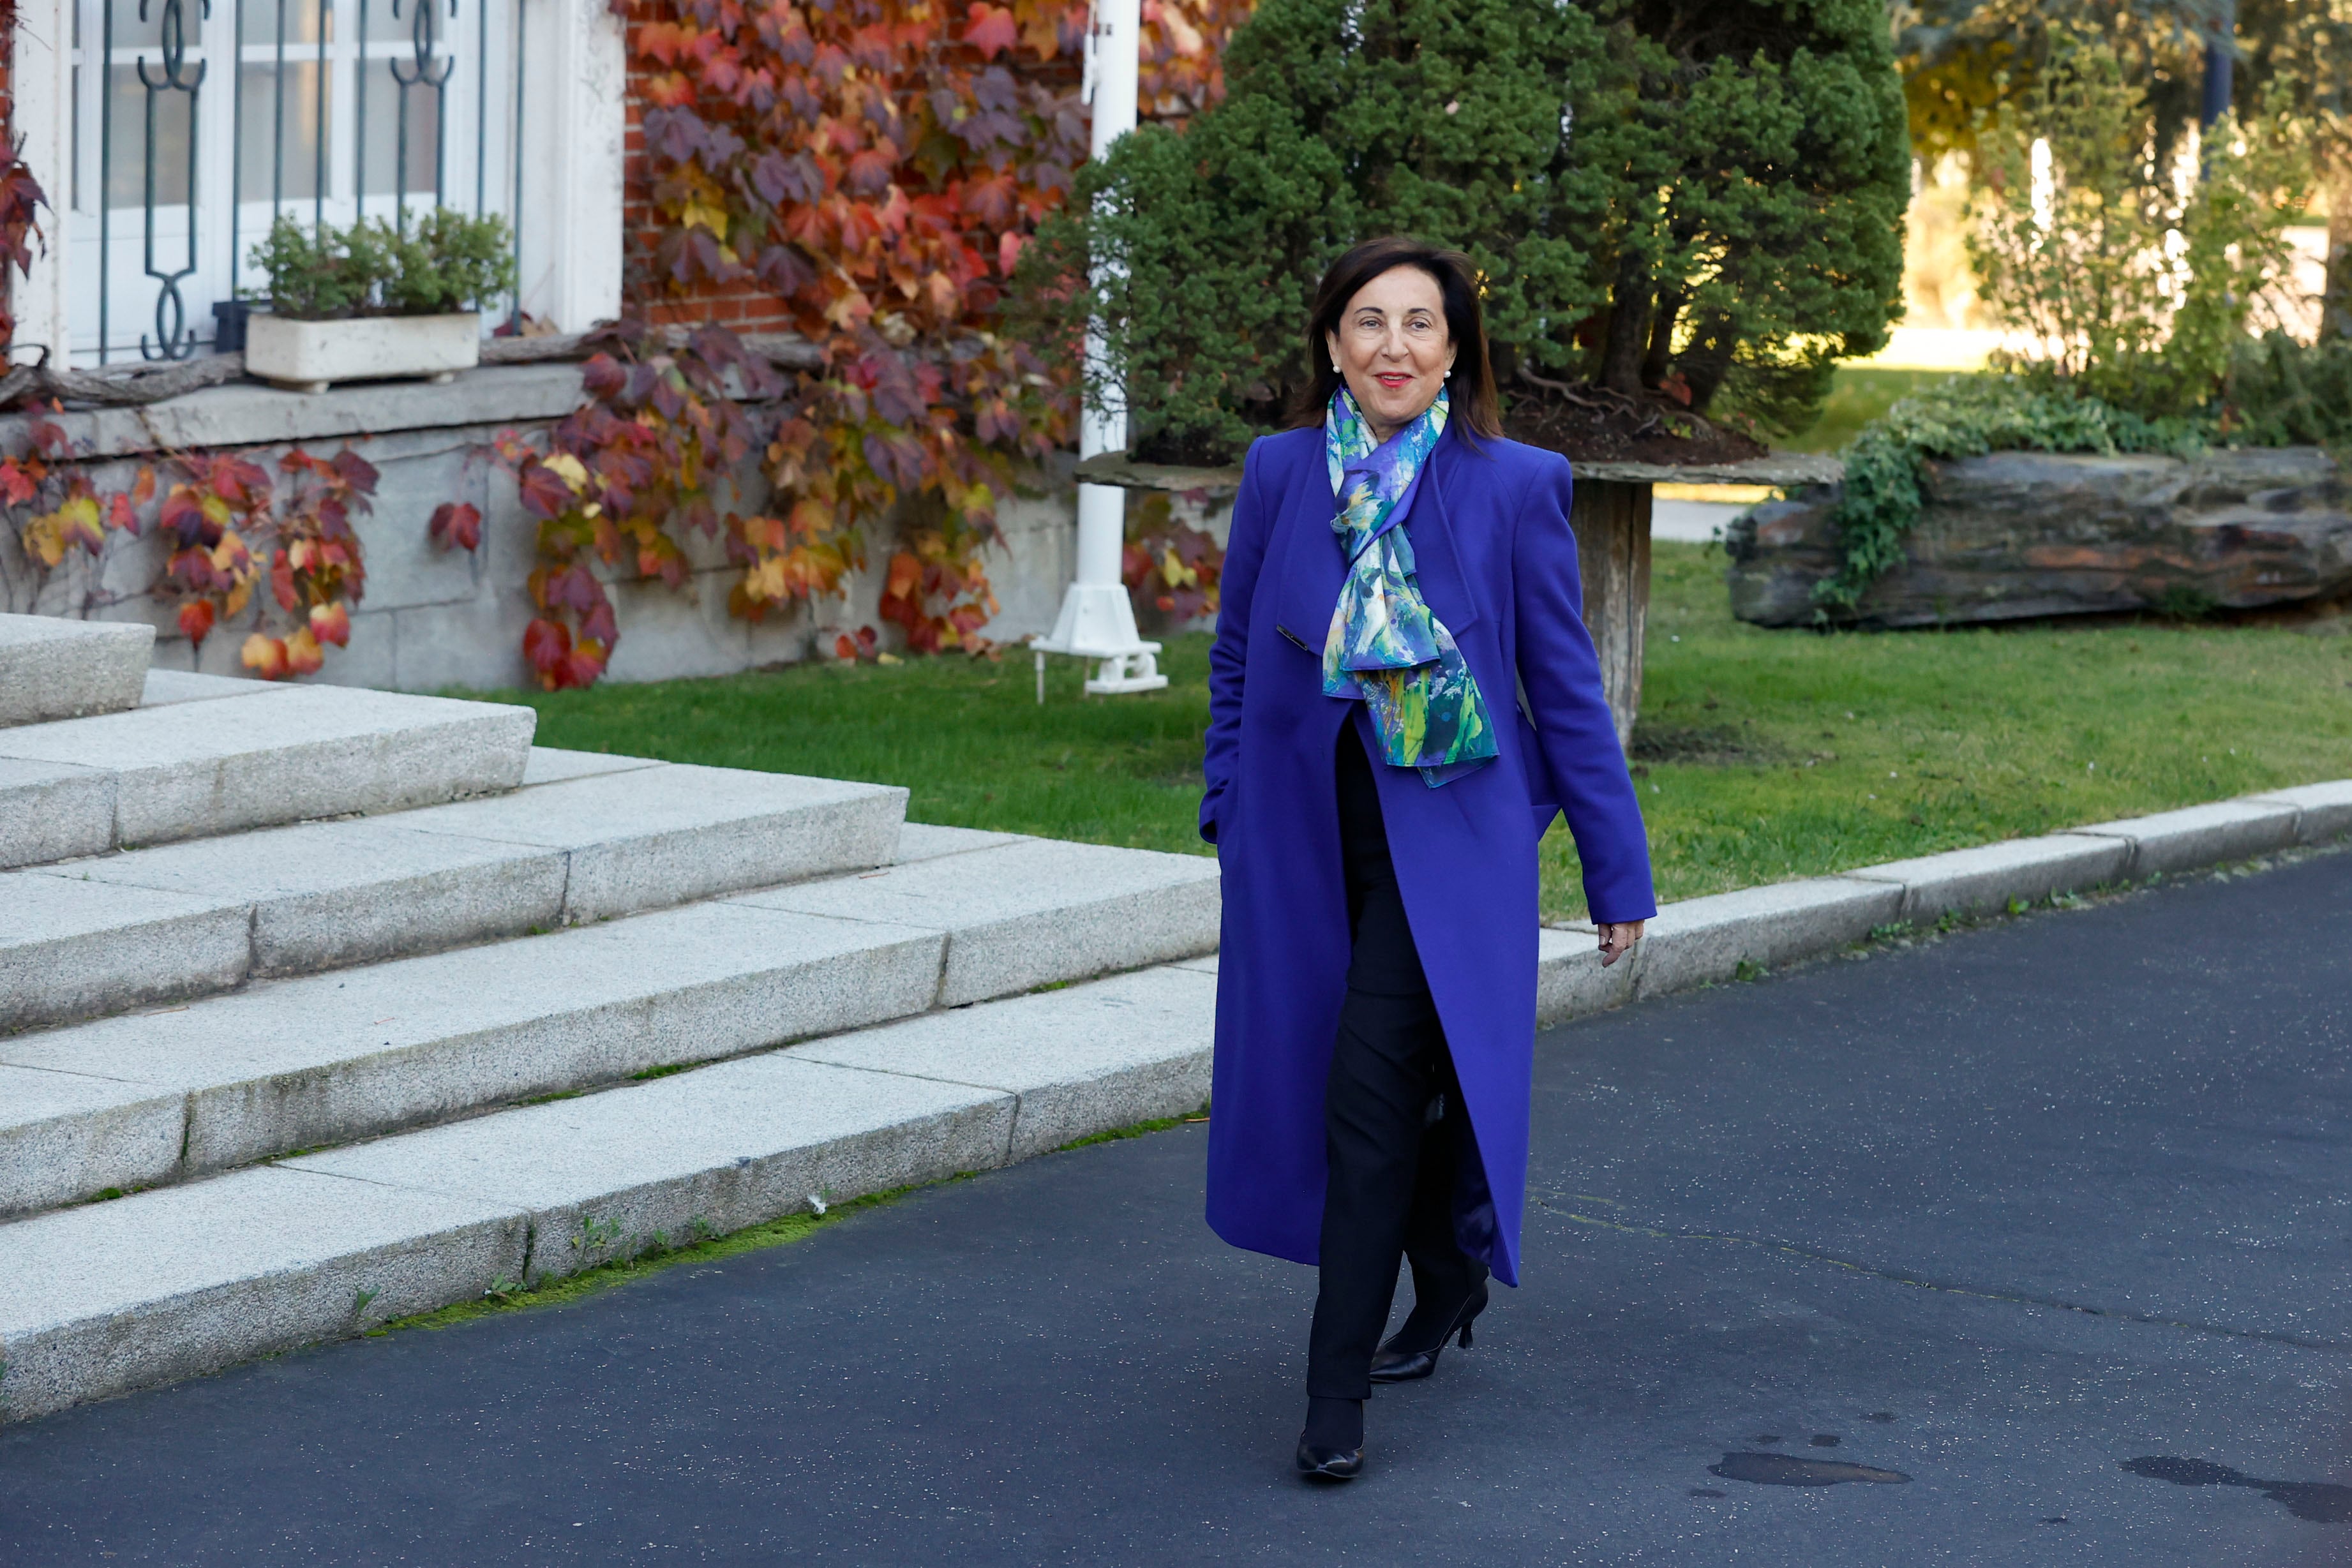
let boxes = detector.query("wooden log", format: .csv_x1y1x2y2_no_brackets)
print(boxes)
1569,477,1650,749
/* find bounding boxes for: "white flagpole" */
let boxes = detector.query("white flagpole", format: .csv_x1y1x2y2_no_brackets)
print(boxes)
1030,0,1168,698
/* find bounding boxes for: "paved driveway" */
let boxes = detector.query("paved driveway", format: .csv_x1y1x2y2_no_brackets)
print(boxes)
5,851,2349,1565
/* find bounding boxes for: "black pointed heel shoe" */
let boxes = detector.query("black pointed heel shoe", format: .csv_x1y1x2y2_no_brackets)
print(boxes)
1295,1438,1365,1481
1296,1396,1365,1481
1368,1281,1488,1384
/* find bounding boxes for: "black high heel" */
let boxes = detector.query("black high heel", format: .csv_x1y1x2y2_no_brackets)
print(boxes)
1368,1281,1488,1384
1296,1396,1365,1481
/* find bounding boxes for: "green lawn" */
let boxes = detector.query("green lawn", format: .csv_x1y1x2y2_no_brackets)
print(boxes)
483,544,2352,922
1780,366,1962,454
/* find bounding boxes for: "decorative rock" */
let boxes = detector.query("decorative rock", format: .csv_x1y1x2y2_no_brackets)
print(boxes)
1728,446,2352,627
0,614,154,726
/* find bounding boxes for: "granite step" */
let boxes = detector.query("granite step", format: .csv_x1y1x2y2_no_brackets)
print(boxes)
0,682,536,869
0,614,154,727
0,837,1220,1216
0,749,908,1033
0,964,1217,1424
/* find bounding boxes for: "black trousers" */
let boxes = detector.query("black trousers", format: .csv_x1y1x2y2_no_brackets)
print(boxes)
1306,722,1489,1401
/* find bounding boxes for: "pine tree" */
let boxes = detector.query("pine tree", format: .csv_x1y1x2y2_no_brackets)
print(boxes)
1029,0,1910,461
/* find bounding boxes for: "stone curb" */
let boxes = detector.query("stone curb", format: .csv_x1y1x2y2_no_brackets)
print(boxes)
1536,780,2352,1024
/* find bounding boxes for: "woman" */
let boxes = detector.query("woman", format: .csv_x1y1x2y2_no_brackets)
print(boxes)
1199,236,1656,1481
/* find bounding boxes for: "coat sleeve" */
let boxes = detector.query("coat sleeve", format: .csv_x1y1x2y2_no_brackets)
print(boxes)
1510,452,1658,924
1200,439,1273,845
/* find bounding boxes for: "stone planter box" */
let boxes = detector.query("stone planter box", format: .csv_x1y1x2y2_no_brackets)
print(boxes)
245,311,482,394
1727,446,2352,627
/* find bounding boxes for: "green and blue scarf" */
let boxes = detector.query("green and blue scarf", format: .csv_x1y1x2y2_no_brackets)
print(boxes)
1321,385,1497,786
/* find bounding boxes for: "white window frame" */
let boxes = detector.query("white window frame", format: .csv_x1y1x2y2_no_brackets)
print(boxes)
10,0,622,369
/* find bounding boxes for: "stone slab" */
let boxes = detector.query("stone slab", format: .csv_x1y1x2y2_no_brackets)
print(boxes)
0,872,251,1031
0,614,154,726
0,901,947,1206
788,966,1217,1161
400,763,906,920
0,758,116,870
288,1054,1014,1282
736,838,1220,1007
139,669,264,708
519,746,664,788
0,1064,184,1218
0,1165,529,1423
891,823,1025,863
2245,779,2352,846
2070,800,2303,879
1535,925,1637,1025
45,819,567,979
1169,953,1220,976
0,685,536,851
1838,833,2134,923
1632,877,1902,999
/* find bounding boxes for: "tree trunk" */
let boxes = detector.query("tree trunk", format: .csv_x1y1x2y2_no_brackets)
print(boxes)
1567,477,1651,749
2325,158,2351,347
1598,254,1653,394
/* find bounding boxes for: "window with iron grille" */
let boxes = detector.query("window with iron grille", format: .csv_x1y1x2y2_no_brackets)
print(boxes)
64,0,523,364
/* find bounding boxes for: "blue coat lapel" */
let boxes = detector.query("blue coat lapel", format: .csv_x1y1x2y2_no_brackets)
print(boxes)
1271,425,1483,661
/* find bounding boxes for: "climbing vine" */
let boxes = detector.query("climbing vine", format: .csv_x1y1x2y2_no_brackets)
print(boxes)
550,0,1251,683
4,427,376,675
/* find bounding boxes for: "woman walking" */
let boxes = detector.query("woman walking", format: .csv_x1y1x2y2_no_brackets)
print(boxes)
1199,237,1656,1481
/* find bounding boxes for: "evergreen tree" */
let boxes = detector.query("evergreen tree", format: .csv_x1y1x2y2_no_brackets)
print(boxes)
1026,0,1910,461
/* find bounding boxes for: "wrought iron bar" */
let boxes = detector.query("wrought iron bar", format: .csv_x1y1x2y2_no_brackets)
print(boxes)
137,0,208,359
389,0,452,234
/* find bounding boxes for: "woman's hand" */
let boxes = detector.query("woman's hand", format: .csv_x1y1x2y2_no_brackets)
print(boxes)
1596,921,1645,967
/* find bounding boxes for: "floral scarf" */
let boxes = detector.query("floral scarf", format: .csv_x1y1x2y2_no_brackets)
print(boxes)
1321,385,1497,786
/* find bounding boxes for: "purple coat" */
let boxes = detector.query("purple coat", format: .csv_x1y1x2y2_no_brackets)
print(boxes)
1200,424,1656,1288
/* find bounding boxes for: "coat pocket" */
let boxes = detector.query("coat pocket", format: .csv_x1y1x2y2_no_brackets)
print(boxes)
1277,623,1317,655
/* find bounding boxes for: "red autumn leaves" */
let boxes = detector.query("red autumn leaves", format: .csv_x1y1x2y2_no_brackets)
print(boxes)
5,416,374,682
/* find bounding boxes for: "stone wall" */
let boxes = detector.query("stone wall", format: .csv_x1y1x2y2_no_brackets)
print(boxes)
0,364,1093,691
1727,446,2352,628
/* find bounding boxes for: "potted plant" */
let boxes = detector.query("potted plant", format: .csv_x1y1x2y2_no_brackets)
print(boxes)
243,209,518,393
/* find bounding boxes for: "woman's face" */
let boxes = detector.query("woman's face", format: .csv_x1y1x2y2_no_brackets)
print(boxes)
1325,265,1457,442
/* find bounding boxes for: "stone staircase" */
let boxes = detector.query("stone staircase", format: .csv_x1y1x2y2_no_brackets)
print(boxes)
0,615,1221,1423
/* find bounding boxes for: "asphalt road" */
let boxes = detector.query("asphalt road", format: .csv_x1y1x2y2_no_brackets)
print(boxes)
6,850,2351,1566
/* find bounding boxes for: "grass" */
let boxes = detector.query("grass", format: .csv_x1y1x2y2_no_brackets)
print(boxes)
1779,366,1963,454
476,543,2352,923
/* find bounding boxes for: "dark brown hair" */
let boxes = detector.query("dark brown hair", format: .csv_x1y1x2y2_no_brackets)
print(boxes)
1288,236,1503,440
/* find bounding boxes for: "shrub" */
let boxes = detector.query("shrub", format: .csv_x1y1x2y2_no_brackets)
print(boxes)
1022,0,1911,463
251,211,516,319
1964,34,2309,420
